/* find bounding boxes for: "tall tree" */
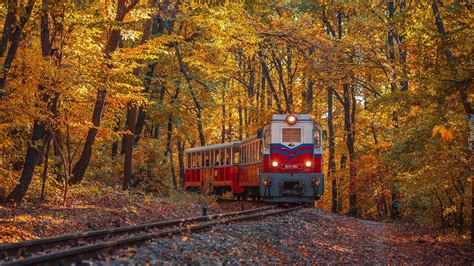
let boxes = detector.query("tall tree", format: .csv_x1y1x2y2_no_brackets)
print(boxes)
69,0,139,185
7,0,53,203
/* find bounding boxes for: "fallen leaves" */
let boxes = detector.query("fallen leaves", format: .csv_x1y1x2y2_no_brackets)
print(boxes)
0,185,250,244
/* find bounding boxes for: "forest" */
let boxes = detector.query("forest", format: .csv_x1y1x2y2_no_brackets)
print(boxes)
0,0,472,239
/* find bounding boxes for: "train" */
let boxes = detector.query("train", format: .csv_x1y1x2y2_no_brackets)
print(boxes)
184,114,324,203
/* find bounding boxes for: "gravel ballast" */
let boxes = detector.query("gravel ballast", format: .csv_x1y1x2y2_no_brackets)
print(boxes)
108,207,473,264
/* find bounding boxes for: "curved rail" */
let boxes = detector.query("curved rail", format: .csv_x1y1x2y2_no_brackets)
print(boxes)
3,207,301,266
2,206,301,266
0,205,275,259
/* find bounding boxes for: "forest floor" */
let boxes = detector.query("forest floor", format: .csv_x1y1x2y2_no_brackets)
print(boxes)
0,186,259,244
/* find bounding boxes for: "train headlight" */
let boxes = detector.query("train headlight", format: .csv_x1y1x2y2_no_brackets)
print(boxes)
311,177,321,186
286,114,297,125
272,161,279,167
305,161,312,167
263,177,272,186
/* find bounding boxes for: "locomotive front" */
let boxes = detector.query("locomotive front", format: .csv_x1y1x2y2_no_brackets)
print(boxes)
259,114,324,203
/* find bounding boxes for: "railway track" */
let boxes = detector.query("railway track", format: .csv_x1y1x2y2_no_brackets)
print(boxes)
0,205,302,266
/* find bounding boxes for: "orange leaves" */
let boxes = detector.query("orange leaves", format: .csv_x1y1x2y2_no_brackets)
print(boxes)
432,125,455,143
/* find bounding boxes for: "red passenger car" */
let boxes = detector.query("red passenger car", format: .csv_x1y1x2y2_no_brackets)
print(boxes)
184,142,243,194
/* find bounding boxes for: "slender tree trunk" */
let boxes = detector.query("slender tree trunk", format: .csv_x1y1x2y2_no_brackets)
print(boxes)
221,88,226,143
306,80,314,113
272,55,291,113
328,87,337,213
258,51,283,113
164,114,177,189
388,0,399,128
7,122,46,203
173,43,206,146
260,69,265,115
40,137,51,201
0,0,35,97
238,100,243,140
0,0,17,57
111,117,120,159
177,138,185,187
399,0,409,91
343,85,357,216
169,146,177,190
196,109,205,146
339,153,346,213
134,63,156,144
123,103,137,190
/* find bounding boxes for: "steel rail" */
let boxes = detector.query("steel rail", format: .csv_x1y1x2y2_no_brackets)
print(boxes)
0,205,275,258
2,206,301,266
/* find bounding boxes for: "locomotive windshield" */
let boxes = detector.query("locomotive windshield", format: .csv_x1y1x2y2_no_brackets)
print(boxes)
282,128,301,143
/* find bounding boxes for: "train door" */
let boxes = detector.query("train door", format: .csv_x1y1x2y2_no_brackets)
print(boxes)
231,147,243,193
202,150,212,193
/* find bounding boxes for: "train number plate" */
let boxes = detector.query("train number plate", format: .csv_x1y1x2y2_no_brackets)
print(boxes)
283,164,302,169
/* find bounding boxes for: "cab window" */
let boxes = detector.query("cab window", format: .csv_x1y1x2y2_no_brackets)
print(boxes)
263,128,270,149
314,128,321,148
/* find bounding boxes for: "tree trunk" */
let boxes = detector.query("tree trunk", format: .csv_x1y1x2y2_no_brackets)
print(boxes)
328,87,337,213
134,63,156,144
7,122,47,203
399,0,409,91
238,100,243,140
272,55,291,113
177,138,185,187
339,154,346,213
173,43,206,146
164,114,177,189
169,145,177,190
196,109,206,146
258,51,283,113
70,89,107,184
221,88,226,143
40,136,51,201
388,0,399,128
0,0,17,57
343,84,357,216
306,80,314,113
0,0,35,96
111,117,120,159
123,103,138,190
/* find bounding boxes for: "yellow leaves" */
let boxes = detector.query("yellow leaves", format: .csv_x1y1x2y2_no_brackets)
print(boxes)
182,236,188,241
432,125,455,143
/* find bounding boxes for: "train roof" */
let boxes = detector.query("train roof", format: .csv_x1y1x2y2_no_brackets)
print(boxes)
185,141,241,153
271,114,314,122
241,135,260,144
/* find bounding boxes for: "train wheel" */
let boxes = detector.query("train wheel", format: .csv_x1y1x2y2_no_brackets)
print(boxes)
235,193,242,201
242,189,249,201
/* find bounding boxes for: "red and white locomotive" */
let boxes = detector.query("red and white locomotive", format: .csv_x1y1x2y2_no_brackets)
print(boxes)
184,114,324,203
